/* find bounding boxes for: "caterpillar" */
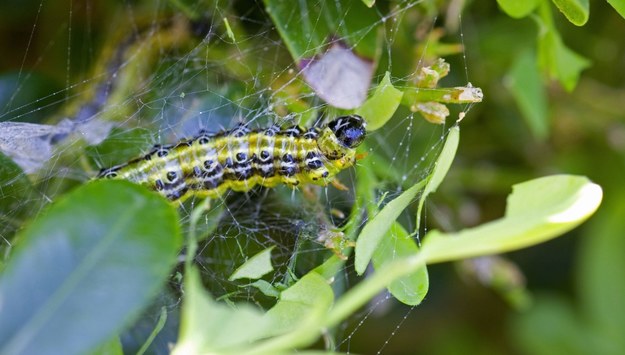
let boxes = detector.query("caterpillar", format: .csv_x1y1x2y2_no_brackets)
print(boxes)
98,115,367,202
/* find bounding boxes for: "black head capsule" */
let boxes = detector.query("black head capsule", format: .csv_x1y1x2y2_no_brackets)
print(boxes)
328,115,367,149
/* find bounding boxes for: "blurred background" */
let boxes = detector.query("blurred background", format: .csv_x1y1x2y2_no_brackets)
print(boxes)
1,0,624,354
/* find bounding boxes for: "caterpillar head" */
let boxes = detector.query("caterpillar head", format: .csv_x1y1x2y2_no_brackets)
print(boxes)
328,115,367,149
318,115,367,161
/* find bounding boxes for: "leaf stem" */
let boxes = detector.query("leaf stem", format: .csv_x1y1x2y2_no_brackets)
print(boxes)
401,86,483,105
324,252,427,328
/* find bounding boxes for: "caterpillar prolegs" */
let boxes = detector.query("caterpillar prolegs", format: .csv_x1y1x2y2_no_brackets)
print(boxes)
98,115,367,202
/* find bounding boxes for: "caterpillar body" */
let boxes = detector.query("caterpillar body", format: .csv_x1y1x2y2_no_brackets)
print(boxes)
98,115,367,202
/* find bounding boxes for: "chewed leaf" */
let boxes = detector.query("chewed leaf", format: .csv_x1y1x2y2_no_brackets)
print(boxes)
413,102,449,124
301,43,374,109
422,175,602,264
415,58,450,88
0,180,181,355
229,246,275,281
356,72,403,131
373,222,428,306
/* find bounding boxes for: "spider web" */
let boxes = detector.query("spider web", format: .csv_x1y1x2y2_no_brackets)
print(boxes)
0,0,476,353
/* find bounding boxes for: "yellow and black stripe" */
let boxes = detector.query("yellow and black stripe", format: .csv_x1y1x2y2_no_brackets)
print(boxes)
98,115,366,202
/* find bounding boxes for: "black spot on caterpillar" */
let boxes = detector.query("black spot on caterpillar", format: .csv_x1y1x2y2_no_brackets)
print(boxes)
98,115,367,202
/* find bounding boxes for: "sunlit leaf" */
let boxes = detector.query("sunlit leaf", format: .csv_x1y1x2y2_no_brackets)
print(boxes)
0,180,181,355
327,176,602,333
551,0,589,26
229,246,275,281
422,175,602,263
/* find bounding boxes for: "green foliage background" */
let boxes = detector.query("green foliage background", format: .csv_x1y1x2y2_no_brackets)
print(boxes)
0,0,623,354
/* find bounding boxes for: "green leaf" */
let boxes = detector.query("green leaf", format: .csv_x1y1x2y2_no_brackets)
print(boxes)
249,280,281,298
263,272,334,338
0,152,37,246
497,0,540,18
175,270,333,354
355,72,403,131
372,223,429,306
551,0,589,25
354,178,427,275
506,50,549,139
0,180,181,355
85,127,153,168
536,5,591,91
326,175,602,331
578,193,625,347
229,246,275,281
606,0,625,18
264,0,379,60
264,0,380,108
90,336,124,355
136,306,168,355
422,175,602,264
223,17,236,42
361,0,375,8
511,295,597,355
0,152,34,214
174,267,271,355
416,125,460,229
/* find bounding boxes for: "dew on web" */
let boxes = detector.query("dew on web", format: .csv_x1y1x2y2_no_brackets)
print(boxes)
0,0,479,352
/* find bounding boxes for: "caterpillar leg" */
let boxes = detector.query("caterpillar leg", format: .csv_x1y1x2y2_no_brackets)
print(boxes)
302,185,319,201
331,178,349,191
